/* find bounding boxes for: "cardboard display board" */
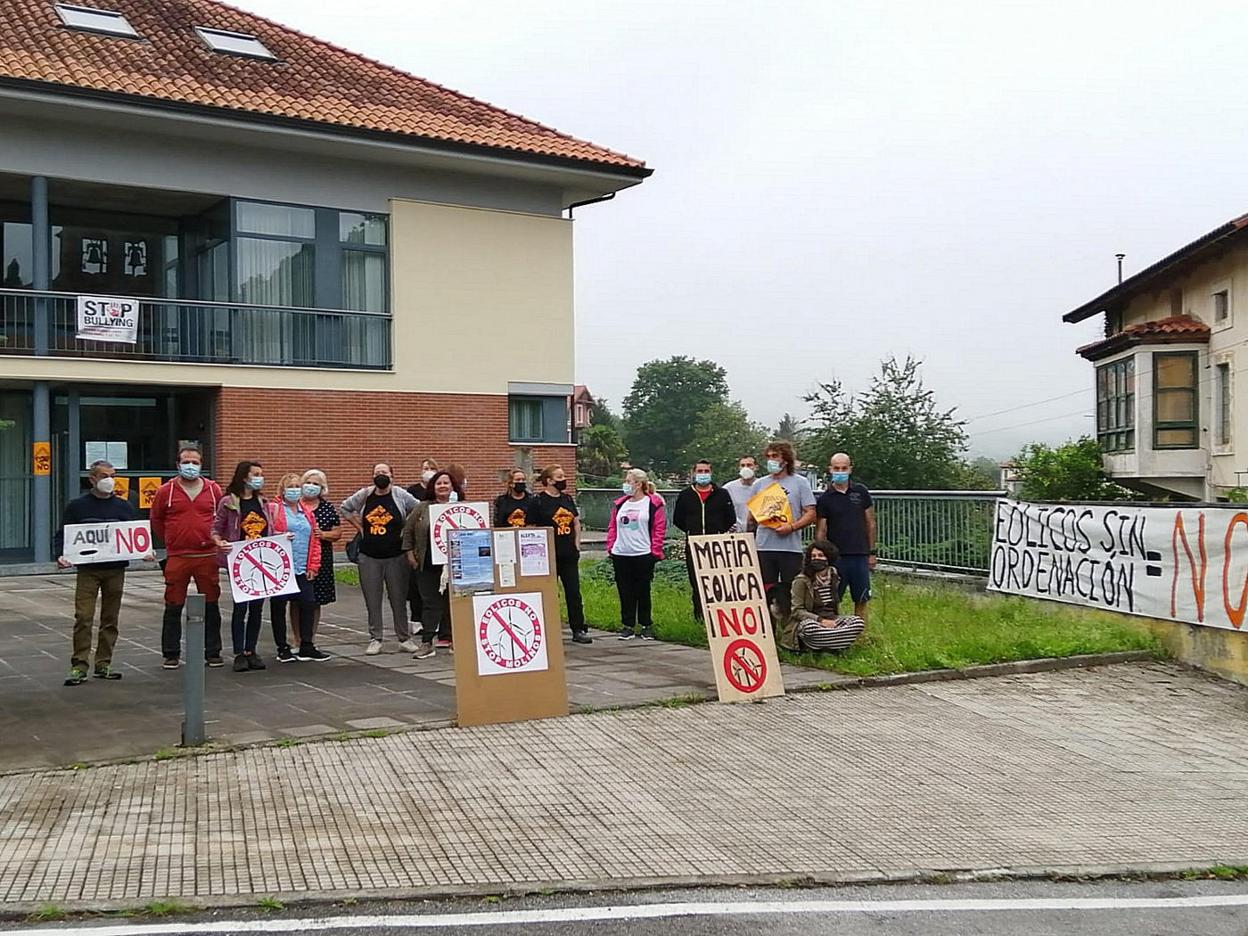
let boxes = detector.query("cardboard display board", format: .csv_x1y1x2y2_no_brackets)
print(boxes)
449,527,569,728
688,532,786,702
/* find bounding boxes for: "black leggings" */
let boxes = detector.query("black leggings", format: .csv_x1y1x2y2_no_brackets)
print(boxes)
612,553,656,631
270,573,317,652
230,599,264,655
556,553,585,633
417,562,451,643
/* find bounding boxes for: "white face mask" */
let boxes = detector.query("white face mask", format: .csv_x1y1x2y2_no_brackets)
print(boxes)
739,466,755,481
95,476,116,495
448,491,459,503
422,470,435,483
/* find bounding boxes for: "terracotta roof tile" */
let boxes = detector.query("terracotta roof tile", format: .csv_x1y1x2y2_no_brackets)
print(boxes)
0,0,646,171
1077,316,1211,361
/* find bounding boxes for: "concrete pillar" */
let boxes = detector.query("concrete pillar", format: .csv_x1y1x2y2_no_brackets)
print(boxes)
31,176,51,563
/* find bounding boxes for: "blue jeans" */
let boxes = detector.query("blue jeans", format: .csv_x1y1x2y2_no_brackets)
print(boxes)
835,554,872,604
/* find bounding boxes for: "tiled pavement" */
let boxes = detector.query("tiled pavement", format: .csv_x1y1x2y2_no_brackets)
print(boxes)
0,662,1245,906
0,572,828,771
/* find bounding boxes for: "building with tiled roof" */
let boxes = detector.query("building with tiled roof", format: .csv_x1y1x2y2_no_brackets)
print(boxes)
0,0,650,565
1062,212,1248,500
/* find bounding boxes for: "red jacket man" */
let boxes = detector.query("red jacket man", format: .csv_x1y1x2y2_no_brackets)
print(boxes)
150,445,224,668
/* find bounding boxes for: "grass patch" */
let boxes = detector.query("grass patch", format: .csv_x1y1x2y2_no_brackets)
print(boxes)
335,566,360,587
257,896,285,912
25,905,66,922
137,900,192,917
577,559,1161,678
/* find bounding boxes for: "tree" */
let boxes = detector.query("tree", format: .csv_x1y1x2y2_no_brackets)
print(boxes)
622,357,730,475
959,456,1002,490
685,402,769,482
590,397,619,432
1012,437,1139,501
802,356,968,489
775,412,799,442
576,423,628,482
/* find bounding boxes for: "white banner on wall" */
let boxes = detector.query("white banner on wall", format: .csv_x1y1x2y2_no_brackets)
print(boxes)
988,499,1248,632
76,295,139,344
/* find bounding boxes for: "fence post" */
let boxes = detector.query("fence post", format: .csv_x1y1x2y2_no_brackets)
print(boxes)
181,594,206,747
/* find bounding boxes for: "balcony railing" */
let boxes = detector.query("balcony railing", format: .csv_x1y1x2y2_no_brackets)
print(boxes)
0,288,391,370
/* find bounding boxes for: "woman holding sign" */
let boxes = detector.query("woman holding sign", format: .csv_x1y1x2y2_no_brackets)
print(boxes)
401,470,464,659
212,461,278,669
528,465,592,645
270,473,330,664
607,469,667,641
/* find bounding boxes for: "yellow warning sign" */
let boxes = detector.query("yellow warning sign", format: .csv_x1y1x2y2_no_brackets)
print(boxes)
138,477,162,509
32,442,51,476
112,476,130,499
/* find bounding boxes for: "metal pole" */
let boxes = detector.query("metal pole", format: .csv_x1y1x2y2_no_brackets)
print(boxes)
181,594,206,746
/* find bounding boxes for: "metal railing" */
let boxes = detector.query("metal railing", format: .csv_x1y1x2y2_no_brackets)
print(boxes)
873,490,1003,575
577,486,1003,575
0,288,391,370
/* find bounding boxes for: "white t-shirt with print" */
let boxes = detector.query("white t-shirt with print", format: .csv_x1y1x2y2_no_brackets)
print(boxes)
611,497,653,557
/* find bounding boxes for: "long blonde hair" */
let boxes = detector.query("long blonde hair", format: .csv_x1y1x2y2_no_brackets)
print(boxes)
625,468,655,496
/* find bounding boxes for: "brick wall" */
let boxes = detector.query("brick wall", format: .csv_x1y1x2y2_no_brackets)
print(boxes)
213,388,577,502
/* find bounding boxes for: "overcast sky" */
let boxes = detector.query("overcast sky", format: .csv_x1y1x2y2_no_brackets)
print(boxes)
237,0,1248,458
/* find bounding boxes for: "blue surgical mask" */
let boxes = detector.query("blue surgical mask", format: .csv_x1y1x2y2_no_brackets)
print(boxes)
179,462,201,480
246,476,264,491
766,459,783,475
622,482,635,496
301,483,321,498
284,487,301,503
830,471,850,484
694,472,712,486
448,491,459,503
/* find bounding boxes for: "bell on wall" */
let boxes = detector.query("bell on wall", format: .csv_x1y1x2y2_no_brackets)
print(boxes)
81,238,108,275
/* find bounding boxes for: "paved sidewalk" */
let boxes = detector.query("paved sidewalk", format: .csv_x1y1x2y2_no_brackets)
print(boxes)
0,572,827,771
1,662,1246,907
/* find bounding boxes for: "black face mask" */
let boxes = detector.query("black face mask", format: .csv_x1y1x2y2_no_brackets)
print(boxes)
512,482,527,494
809,559,829,573
553,479,568,492
373,474,390,489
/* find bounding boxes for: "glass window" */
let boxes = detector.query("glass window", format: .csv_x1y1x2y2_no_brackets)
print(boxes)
194,27,275,59
343,251,386,313
1218,362,1232,447
509,398,543,442
1095,358,1134,453
236,202,314,239
237,238,315,307
339,213,387,246
1153,351,1198,449
2,222,32,288
1214,290,1230,323
56,4,139,37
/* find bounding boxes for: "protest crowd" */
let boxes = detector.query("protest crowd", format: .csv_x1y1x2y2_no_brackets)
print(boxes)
55,439,876,685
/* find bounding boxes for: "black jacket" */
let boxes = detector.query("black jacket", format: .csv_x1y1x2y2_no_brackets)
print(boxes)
672,484,736,536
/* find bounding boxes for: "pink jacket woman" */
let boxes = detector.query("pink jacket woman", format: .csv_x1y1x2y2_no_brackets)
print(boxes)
606,491,667,558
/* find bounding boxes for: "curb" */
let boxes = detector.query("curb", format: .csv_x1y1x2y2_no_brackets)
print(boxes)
3,860,1246,920
799,650,1160,692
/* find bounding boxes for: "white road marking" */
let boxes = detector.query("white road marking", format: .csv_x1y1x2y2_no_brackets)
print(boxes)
16,893,1248,934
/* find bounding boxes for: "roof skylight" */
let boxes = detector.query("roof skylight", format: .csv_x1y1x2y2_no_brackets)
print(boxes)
55,4,139,38
194,26,275,59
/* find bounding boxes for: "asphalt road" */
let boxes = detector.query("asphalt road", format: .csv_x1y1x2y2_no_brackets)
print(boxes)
7,880,1248,935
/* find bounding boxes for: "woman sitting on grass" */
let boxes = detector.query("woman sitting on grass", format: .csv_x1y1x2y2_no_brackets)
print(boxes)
776,540,866,653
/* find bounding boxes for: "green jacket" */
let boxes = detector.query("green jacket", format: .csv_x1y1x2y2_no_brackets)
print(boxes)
400,501,434,568
778,571,841,652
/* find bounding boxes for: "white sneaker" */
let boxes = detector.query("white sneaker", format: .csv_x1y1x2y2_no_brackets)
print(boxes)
366,640,383,656
398,639,420,653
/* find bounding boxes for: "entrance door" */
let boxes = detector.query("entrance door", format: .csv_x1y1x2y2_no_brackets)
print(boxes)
0,391,32,562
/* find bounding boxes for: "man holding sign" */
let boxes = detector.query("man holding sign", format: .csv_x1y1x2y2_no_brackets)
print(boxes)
55,460,147,686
